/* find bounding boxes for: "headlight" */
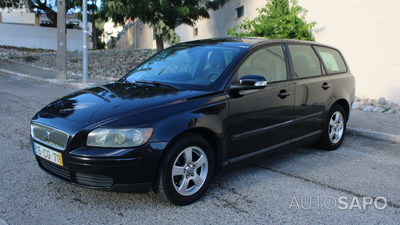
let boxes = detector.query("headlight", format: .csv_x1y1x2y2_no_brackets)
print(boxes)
86,128,153,148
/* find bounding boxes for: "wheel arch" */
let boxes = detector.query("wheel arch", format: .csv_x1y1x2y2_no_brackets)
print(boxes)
164,127,223,176
332,99,350,121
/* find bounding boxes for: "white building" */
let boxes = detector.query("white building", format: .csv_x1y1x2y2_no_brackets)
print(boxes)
114,0,265,49
0,11,36,25
115,19,157,50
298,0,400,105
175,0,265,42
102,18,123,48
114,0,400,104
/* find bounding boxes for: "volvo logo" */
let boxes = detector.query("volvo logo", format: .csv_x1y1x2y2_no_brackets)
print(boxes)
44,130,55,141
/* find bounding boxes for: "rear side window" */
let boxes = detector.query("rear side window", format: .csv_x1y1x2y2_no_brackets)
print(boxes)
288,45,322,78
314,46,347,74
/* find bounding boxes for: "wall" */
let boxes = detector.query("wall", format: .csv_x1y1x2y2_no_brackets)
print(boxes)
1,12,35,25
175,0,266,42
114,0,263,49
110,0,400,104
38,13,92,35
115,20,156,50
298,0,400,103
173,0,400,104
0,23,91,51
102,19,123,45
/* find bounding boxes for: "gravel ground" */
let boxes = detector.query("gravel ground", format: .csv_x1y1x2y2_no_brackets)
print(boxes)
353,96,400,114
0,46,155,80
0,71,399,224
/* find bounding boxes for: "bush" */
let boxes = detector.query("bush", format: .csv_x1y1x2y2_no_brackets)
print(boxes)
227,0,316,41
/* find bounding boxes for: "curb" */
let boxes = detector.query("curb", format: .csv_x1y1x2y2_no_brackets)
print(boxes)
8,61,118,81
347,127,400,144
0,68,99,89
3,56,120,82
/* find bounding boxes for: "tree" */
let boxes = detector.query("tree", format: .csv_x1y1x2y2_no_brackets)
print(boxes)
103,0,231,52
227,0,316,41
0,0,26,9
75,0,104,49
27,0,77,27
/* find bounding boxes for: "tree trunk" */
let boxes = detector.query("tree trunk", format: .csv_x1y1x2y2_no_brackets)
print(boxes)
92,19,97,50
156,36,164,52
48,11,57,27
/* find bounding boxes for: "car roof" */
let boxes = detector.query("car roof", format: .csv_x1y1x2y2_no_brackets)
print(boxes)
177,37,321,48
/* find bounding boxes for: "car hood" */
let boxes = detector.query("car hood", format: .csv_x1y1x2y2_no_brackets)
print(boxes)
38,82,205,124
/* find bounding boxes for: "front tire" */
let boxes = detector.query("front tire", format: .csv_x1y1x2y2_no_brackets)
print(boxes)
154,133,215,205
317,104,347,150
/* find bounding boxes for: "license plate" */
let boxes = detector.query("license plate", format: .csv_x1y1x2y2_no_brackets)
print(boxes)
34,143,63,166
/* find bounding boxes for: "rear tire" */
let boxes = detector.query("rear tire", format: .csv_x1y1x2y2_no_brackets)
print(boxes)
154,133,215,205
317,104,347,150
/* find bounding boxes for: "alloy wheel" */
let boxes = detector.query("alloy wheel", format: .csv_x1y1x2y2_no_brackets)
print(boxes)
329,111,344,144
171,146,209,196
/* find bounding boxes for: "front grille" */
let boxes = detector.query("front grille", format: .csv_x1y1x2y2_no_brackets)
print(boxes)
31,123,69,150
38,158,114,188
75,173,113,188
40,159,71,181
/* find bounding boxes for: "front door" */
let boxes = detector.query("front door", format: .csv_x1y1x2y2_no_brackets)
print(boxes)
227,45,295,163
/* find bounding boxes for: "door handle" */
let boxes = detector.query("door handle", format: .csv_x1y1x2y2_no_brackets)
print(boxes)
277,90,291,99
321,82,331,90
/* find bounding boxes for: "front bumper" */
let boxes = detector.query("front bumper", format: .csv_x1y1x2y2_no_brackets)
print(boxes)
32,140,167,193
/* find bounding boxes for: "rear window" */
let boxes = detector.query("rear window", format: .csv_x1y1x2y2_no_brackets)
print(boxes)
314,46,347,74
288,45,322,78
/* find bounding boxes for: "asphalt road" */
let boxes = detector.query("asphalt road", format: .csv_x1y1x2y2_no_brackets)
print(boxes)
0,72,399,224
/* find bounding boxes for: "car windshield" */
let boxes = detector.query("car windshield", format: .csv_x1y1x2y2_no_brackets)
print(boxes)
124,45,243,91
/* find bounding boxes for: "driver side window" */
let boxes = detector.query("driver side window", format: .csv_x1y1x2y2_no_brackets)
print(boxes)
238,45,287,83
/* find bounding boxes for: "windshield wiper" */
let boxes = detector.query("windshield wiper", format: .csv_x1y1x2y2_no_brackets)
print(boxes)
135,80,183,91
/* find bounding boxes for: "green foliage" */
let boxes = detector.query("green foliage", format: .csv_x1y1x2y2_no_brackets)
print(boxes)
28,0,77,27
74,0,107,50
0,0,21,8
227,0,316,41
74,0,101,22
24,55,38,62
95,20,106,49
7,55,37,62
70,58,79,63
8,55,22,60
103,0,231,51
152,13,181,46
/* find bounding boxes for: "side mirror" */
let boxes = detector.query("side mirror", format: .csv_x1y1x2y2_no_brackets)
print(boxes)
230,75,267,90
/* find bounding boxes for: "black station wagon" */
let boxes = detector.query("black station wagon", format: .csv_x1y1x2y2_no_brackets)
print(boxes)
31,37,355,205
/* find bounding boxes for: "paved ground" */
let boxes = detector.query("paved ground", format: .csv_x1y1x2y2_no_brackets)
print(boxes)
347,111,400,144
0,71,399,224
348,110,400,137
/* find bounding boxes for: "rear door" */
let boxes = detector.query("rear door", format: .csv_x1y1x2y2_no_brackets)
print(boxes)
287,44,333,140
227,45,295,163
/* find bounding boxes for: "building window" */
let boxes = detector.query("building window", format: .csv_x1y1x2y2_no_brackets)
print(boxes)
236,6,244,18
193,27,198,36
